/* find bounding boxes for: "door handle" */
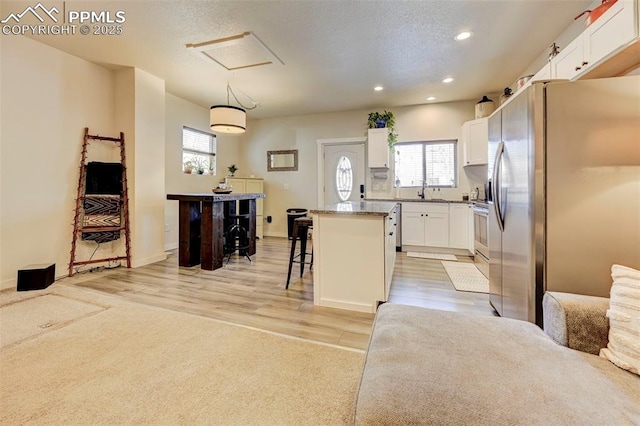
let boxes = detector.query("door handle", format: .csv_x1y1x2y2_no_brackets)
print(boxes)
492,141,505,232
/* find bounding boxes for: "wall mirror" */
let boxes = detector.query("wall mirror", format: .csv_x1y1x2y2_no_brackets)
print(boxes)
267,150,298,172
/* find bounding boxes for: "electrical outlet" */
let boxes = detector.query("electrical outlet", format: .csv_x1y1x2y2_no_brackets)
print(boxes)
165,224,170,232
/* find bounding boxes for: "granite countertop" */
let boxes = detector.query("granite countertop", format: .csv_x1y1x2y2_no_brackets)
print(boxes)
365,197,472,204
167,193,266,202
311,200,398,216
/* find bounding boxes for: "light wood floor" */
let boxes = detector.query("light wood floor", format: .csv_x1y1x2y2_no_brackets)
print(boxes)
63,237,496,350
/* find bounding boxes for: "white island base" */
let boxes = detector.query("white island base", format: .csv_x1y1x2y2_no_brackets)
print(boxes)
311,201,398,313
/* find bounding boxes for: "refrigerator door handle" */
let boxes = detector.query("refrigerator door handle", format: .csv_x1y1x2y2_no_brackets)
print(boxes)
492,141,505,232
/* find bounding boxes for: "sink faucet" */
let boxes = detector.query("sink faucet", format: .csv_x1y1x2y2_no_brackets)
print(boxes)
418,180,427,199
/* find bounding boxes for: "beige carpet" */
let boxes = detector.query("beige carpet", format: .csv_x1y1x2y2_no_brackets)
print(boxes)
0,286,363,425
441,261,489,293
407,252,457,261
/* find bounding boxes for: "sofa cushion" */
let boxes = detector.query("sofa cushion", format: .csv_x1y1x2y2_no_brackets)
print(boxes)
354,304,640,425
600,264,640,376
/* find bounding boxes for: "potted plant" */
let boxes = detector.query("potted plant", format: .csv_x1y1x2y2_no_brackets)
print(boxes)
190,157,208,175
367,110,398,148
227,164,238,177
183,161,194,174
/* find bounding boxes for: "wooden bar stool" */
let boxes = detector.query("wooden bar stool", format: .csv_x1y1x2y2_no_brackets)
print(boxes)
285,217,314,289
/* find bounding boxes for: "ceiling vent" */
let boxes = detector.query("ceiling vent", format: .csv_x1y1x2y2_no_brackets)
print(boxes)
187,31,284,71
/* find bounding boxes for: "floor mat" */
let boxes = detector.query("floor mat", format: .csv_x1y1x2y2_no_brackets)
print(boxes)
407,252,457,261
441,261,489,293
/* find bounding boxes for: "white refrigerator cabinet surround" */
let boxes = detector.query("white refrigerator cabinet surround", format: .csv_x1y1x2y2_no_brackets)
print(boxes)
462,118,488,166
226,177,264,239
367,128,390,168
312,202,397,313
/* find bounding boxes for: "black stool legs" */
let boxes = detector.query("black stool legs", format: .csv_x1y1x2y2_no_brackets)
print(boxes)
286,217,313,289
225,214,252,264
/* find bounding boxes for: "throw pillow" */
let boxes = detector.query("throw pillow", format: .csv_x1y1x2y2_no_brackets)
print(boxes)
599,264,640,375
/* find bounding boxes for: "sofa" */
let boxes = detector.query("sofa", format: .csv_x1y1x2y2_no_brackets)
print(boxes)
354,292,640,425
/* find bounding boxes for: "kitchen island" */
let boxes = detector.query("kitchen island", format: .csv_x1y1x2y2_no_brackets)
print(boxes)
310,201,398,313
166,192,265,270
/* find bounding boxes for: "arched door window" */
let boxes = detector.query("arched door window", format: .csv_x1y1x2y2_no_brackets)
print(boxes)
336,155,353,201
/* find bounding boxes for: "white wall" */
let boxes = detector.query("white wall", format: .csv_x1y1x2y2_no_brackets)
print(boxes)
130,68,167,267
239,100,479,237
0,35,117,288
164,94,242,250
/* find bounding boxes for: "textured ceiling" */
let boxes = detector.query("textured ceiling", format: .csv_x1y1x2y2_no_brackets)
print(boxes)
2,0,594,119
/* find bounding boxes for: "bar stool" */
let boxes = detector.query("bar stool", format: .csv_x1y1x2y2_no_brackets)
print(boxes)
285,217,313,289
224,214,251,264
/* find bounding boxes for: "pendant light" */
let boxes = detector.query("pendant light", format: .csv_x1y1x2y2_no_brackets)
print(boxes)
210,83,257,134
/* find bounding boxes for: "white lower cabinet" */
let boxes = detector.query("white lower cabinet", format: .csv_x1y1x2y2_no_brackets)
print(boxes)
425,213,449,247
385,208,397,297
313,204,397,313
449,203,471,249
401,210,425,246
402,202,472,253
401,203,449,248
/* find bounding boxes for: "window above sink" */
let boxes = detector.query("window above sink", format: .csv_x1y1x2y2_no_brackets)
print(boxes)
394,140,457,188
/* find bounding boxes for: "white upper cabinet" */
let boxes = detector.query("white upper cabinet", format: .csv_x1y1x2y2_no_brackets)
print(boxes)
367,128,390,168
551,0,637,80
531,62,552,82
551,36,585,80
583,0,637,67
461,118,488,166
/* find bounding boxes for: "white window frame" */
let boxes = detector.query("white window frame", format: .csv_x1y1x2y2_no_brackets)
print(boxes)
394,140,458,188
182,126,216,175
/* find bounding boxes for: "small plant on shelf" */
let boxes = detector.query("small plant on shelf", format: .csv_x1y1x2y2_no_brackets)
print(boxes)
367,110,398,148
183,161,194,174
227,164,238,177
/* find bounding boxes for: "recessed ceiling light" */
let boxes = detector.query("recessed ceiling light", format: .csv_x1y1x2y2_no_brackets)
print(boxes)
374,86,384,91
442,77,454,84
427,96,436,101
454,31,472,41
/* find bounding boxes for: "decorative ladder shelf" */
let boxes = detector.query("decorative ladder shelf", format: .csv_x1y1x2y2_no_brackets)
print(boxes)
68,128,132,276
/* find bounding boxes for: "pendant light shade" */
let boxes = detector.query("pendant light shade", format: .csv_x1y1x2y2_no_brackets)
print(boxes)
210,105,246,134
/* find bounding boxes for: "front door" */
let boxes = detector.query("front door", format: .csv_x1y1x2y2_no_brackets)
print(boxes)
323,144,365,205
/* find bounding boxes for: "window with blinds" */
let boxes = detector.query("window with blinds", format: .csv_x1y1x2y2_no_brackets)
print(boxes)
182,126,216,175
394,140,457,188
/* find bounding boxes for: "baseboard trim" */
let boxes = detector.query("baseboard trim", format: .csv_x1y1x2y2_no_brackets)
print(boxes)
264,231,288,239
132,252,167,268
402,245,473,257
315,298,376,314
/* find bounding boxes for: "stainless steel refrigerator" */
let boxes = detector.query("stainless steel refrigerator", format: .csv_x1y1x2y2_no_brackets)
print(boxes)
488,76,640,326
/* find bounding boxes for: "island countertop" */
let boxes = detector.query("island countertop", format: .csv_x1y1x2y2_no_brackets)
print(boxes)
166,193,265,202
310,200,398,217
